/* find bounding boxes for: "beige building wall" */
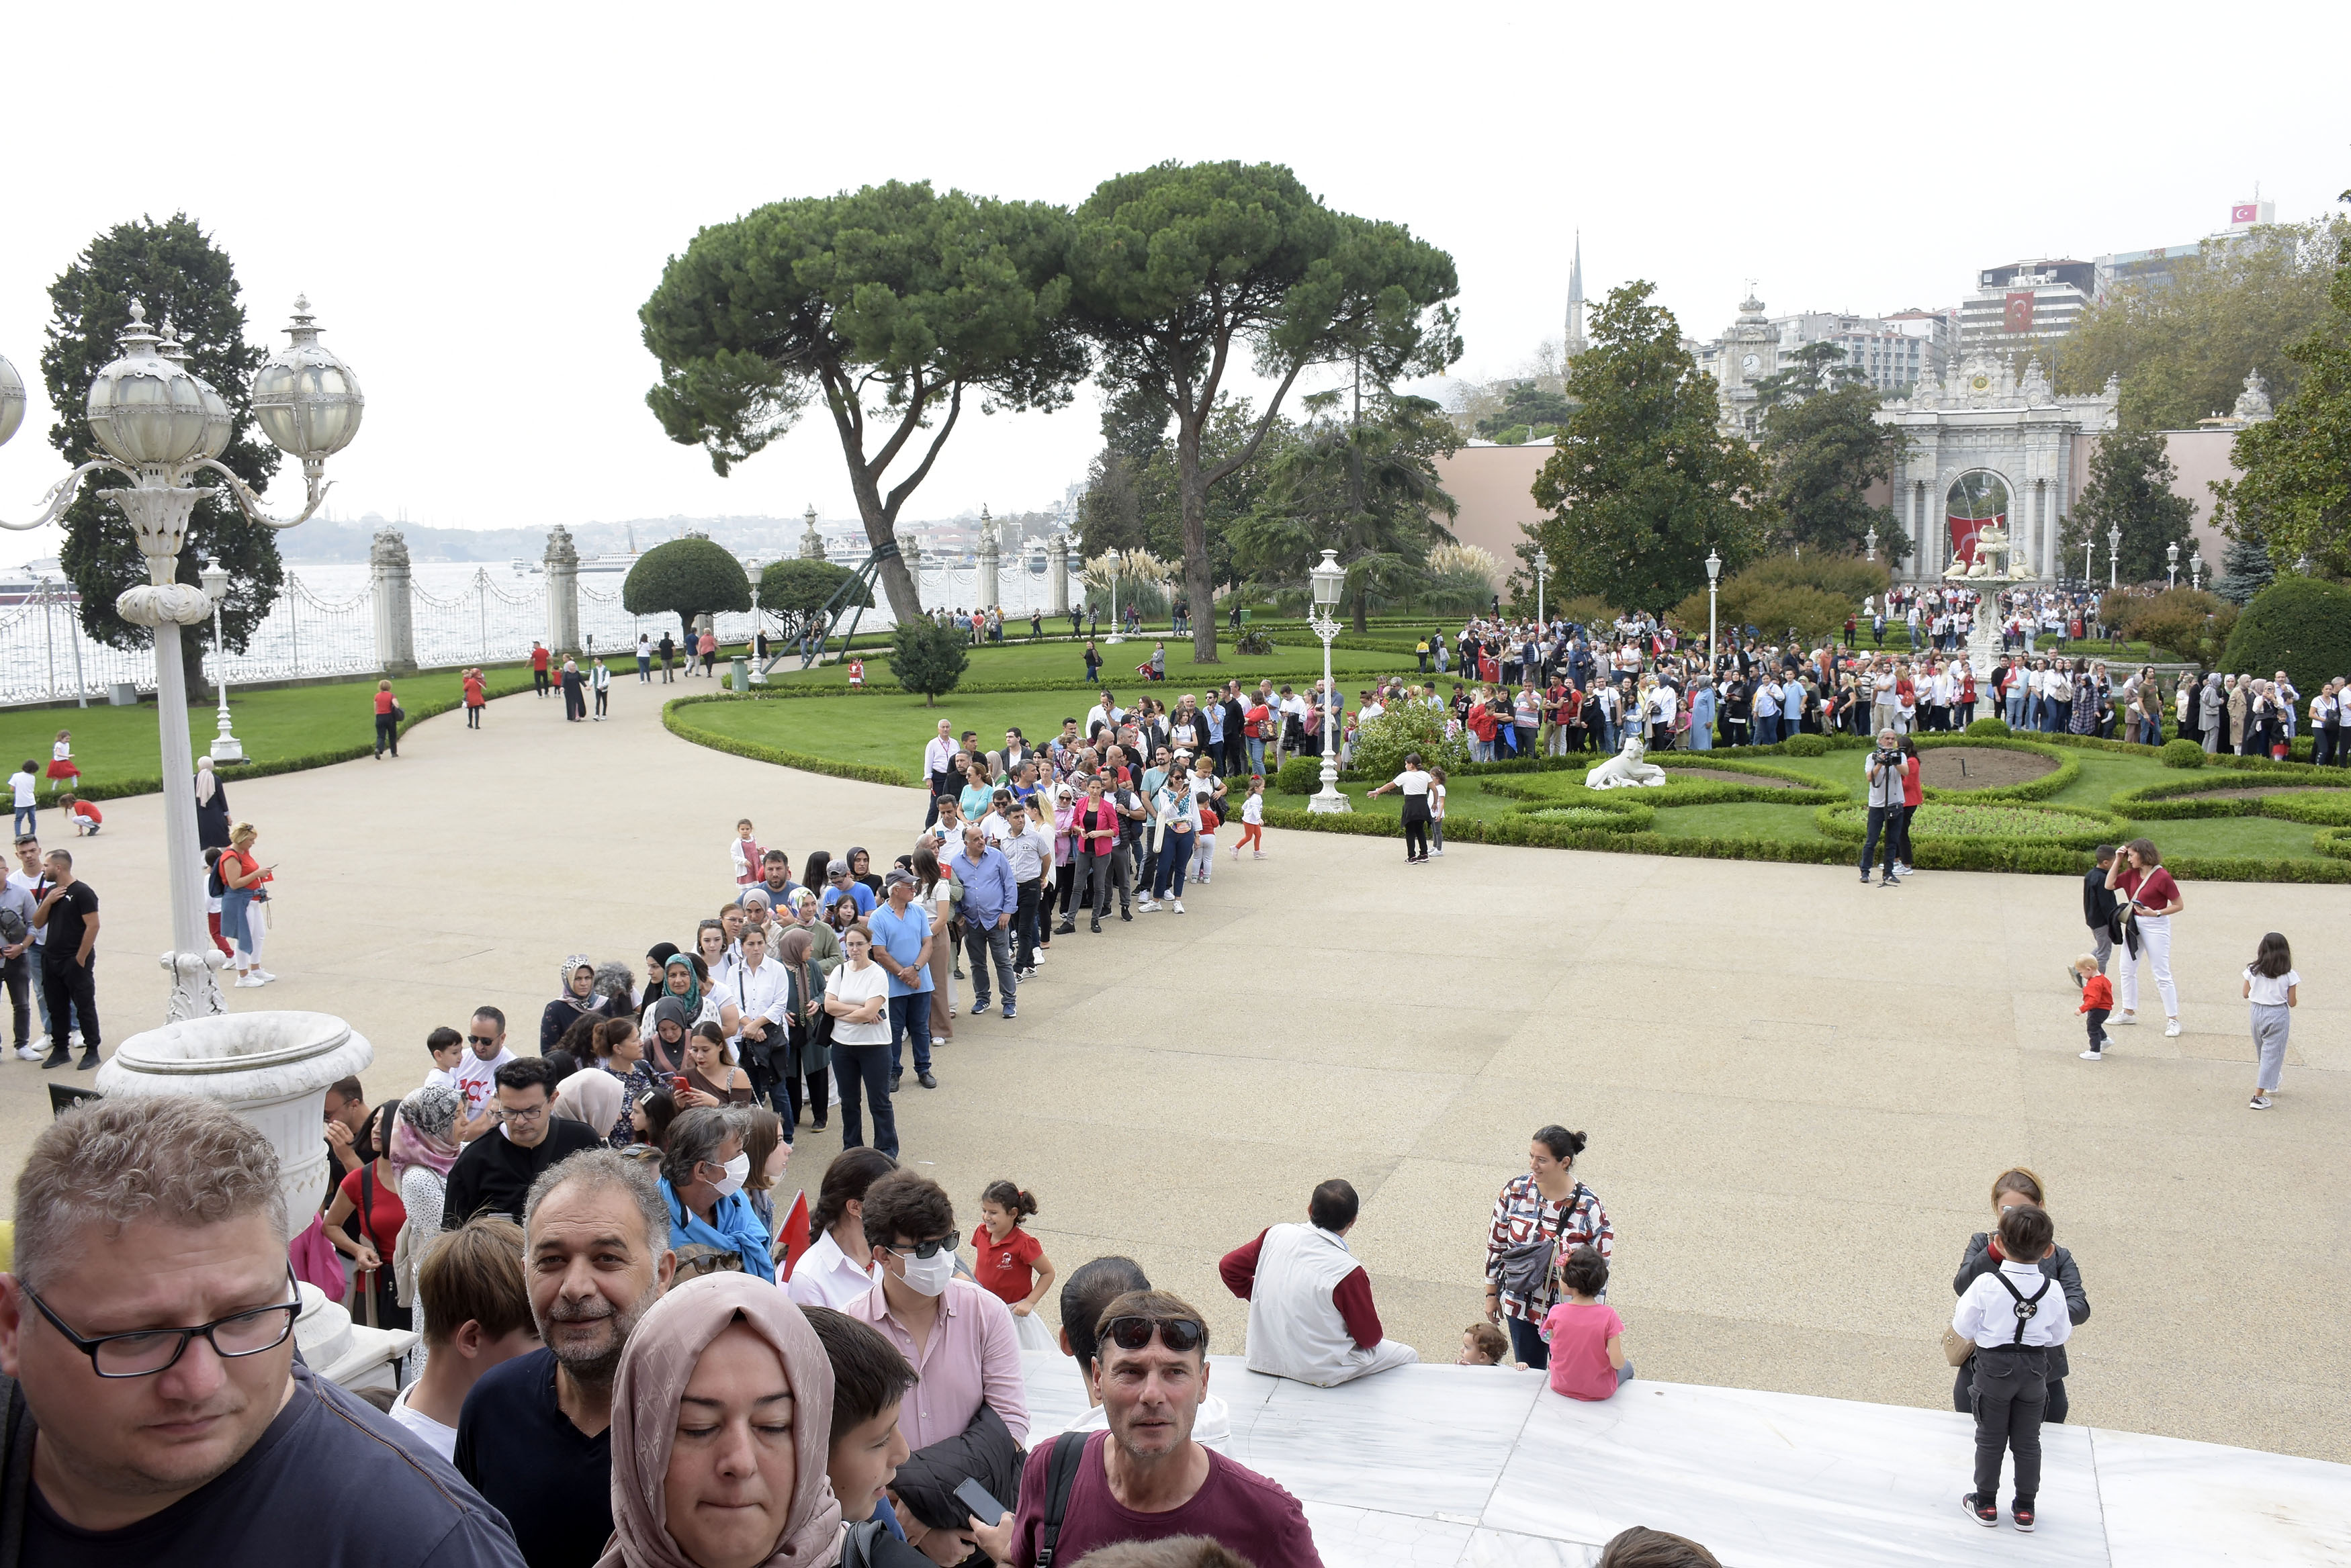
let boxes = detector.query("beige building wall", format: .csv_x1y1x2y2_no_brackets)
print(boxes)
1432,444,1553,580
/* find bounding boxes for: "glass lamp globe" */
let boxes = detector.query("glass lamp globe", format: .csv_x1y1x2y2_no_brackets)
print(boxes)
154,317,234,461
249,295,363,463
84,302,216,467
1308,548,1344,610
0,353,24,449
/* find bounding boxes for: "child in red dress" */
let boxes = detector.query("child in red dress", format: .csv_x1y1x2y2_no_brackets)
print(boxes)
44,731,77,795
971,1180,1057,1350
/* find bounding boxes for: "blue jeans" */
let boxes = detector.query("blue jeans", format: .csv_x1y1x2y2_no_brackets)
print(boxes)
888,991,932,1076
1507,1316,1549,1371
11,806,33,838
2006,692,2025,727
1247,737,1266,776
1152,833,1192,899
834,1044,896,1158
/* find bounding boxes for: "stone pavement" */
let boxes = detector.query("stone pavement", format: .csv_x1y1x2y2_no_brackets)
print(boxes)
5,679,2343,1463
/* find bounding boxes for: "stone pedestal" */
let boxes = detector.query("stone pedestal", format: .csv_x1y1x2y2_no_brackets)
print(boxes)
94,1010,375,1239
799,504,826,560
975,506,1000,610
369,526,416,672
544,525,581,655
901,539,923,607
294,1283,418,1393
1049,532,1072,616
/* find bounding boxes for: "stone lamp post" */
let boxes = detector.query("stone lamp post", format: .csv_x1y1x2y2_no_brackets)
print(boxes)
0,297,363,1023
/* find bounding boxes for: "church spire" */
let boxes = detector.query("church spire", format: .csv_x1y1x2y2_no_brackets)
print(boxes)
1564,231,1587,361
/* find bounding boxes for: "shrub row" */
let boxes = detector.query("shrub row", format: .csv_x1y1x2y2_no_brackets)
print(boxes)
1815,800,2125,851
1253,803,2351,882
2110,773,2351,825
1481,766,1844,809
662,696,915,788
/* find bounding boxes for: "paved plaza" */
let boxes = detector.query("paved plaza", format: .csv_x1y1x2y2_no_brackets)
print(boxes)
5,686,2344,1466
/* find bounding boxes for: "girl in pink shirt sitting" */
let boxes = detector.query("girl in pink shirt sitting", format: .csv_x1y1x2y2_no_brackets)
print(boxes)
1542,1245,1632,1400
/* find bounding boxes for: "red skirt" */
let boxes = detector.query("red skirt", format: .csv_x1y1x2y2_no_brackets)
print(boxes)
44,759,77,780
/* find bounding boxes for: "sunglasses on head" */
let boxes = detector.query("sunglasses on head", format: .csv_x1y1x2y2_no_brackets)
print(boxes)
1101,1314,1206,1355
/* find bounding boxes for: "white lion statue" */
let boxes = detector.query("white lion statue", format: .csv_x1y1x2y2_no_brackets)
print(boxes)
1586,733,1668,790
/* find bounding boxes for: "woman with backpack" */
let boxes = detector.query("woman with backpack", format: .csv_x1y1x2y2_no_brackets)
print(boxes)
1483,1125,1612,1369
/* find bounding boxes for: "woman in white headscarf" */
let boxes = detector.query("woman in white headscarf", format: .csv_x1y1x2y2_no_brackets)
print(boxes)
193,757,232,851
543,952,611,1052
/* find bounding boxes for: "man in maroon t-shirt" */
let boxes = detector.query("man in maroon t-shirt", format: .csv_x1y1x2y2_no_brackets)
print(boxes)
973,1289,1321,1567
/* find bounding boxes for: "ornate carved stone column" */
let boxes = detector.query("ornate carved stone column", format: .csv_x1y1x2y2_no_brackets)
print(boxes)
369,526,415,672
544,524,581,655
799,504,825,559
1049,531,1071,616
975,505,1000,610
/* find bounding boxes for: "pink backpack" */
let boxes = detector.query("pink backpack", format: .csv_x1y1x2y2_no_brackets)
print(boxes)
290,1212,345,1299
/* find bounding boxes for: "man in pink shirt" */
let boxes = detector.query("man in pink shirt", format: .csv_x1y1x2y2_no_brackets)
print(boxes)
844,1169,1028,1453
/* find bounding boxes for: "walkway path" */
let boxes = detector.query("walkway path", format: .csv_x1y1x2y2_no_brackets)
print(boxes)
4,674,2344,1463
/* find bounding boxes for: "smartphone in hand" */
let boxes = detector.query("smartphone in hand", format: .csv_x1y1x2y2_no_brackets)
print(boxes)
953,1477,1006,1527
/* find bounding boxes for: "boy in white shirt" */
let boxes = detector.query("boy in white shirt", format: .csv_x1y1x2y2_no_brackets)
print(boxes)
1953,1203,2072,1532
388,1215,540,1461
421,1025,465,1093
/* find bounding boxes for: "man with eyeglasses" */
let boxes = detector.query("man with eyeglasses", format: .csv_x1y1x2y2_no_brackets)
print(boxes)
0,1096,525,1564
452,1006,517,1144
973,1288,1318,1567
441,1056,605,1230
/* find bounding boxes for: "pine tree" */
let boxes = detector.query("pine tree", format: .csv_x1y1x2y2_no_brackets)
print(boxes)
42,215,284,699
2215,524,2276,605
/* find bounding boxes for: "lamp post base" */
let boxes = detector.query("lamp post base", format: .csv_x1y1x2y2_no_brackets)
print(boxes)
208,737,247,763
1308,785,1351,815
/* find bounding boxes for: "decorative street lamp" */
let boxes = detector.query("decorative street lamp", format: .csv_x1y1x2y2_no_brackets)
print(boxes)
744,553,768,684
2166,539,2180,589
1705,547,1723,674
199,556,244,762
1306,549,1349,815
2190,549,2205,594
1863,525,1877,563
2082,533,2096,586
1533,545,1548,627
2107,526,2121,589
0,297,362,1023
2296,553,2312,575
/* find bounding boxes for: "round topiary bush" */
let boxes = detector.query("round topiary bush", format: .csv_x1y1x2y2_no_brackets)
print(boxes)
2160,738,2207,769
2221,575,2351,700
1781,733,1830,757
1350,702,1470,783
1967,716,2013,737
1274,755,1323,795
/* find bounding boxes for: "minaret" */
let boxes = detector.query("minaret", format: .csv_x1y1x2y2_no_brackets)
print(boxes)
1563,231,1587,362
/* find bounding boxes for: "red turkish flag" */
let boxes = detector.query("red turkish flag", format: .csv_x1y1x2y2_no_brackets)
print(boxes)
2231,203,2259,224
2004,292,2035,333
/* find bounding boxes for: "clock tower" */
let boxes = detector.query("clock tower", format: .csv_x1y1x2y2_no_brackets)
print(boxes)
1715,289,1778,437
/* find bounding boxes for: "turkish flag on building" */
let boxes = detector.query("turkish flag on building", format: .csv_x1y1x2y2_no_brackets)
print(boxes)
2004,291,2035,333
2231,203,2259,224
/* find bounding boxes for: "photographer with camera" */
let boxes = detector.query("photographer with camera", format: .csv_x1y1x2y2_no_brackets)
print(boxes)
1859,729,1905,888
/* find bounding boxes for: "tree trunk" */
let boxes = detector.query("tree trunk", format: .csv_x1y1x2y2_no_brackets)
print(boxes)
1175,416,1220,665
844,467,922,626
1352,583,1369,636
180,624,212,704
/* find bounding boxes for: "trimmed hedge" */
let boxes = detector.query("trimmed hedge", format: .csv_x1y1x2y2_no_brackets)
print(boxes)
2161,739,2207,768
1967,717,2014,737
1908,735,2081,804
1274,755,1323,795
1816,800,2124,850
2111,773,2351,825
2219,576,2351,702
662,696,915,788
1520,801,1654,833
2316,827,2351,862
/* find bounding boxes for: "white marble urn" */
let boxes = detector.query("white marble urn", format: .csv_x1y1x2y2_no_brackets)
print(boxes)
93,1011,374,1234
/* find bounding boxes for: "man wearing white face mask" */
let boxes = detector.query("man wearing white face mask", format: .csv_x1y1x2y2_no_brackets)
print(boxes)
848,1168,1030,1458
654,1106,776,1283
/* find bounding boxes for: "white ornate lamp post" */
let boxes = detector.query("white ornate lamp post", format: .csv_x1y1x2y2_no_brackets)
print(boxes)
2106,526,2121,589
1102,549,1125,644
1,297,362,1022
199,556,245,762
1704,547,1722,674
2190,549,2205,594
1306,549,1349,815
2082,533,2096,586
1864,525,1877,563
744,554,768,684
1533,545,1548,626
2166,540,2180,590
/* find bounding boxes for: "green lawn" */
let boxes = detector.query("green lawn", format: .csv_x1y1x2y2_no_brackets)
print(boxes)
762,635,1417,691
0,663,538,795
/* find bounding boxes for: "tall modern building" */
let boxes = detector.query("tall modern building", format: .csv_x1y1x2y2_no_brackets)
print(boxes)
1957,259,2098,353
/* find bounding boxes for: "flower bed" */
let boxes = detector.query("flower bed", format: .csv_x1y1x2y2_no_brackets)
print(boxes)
1816,800,2121,849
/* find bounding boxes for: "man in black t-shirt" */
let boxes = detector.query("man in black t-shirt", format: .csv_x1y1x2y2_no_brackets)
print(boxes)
30,849,98,1070
0,1095,524,1567
441,1058,603,1230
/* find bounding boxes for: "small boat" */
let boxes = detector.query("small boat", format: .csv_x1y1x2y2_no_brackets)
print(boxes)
577,553,638,574
511,558,541,574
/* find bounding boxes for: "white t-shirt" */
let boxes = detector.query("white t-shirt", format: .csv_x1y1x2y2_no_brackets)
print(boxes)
422,1065,461,1096
828,960,892,1046
7,772,34,809
388,1385,457,1461
453,1048,515,1119
2245,966,2299,1007
1429,782,1447,819
1389,769,1431,797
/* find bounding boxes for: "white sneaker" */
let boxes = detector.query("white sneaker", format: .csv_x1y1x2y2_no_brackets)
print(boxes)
15,1043,39,1060
2078,1049,2104,1061
253,970,277,982
1137,899,1160,912
1172,899,1186,914
2164,1019,2181,1037
2111,1013,2138,1026
235,974,263,987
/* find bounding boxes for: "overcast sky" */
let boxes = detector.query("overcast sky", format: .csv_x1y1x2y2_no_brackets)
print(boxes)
1,1,2340,567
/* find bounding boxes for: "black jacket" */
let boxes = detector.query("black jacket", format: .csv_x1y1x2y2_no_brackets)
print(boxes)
442,1120,607,1229
2082,868,2119,931
893,1401,1024,1534
1955,1232,2088,1379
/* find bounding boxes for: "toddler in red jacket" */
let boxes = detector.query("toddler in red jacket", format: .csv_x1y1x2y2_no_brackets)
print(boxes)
2075,954,2114,1061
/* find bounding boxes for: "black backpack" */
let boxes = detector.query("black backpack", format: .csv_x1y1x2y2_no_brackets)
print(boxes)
1034,1431,1090,1567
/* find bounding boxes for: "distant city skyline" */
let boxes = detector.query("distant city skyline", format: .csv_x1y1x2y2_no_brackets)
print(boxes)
0,7,2336,569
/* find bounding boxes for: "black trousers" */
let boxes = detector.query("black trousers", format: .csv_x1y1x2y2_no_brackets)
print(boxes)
1014,882,1040,968
534,667,551,694
42,956,97,1050
374,714,398,757
2,952,30,1050
1401,799,1430,861
1969,1348,2051,1504
1893,804,1915,864
1859,805,1898,877
926,772,953,828
779,1064,830,1134
1054,860,1077,919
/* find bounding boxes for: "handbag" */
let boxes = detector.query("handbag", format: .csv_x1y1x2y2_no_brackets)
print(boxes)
1495,1186,1577,1303
1941,1323,1975,1367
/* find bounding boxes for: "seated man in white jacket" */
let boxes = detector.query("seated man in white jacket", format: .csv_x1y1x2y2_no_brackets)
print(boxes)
1218,1179,1419,1387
